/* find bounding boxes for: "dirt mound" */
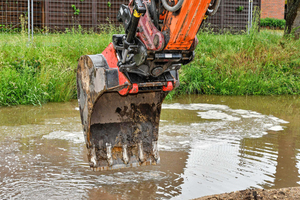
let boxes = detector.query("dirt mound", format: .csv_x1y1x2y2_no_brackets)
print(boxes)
195,187,300,200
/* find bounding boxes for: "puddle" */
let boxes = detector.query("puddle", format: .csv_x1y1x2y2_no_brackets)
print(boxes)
0,95,299,199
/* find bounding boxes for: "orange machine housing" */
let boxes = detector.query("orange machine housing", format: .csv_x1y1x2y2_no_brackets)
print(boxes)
162,0,211,50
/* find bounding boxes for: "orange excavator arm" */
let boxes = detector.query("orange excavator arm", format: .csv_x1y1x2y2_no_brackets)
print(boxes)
162,0,211,50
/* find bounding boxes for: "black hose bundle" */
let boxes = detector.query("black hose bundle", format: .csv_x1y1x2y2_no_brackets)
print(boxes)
207,0,221,16
161,0,184,12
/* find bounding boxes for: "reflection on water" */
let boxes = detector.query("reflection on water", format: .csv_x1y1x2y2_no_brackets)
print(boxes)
0,95,299,199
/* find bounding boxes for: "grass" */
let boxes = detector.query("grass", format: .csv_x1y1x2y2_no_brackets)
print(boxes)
0,26,121,106
0,27,299,106
173,29,300,97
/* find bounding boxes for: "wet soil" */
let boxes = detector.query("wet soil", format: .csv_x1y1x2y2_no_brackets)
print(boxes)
195,187,300,200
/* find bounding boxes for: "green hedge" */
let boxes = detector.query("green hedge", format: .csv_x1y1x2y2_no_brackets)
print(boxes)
260,18,286,29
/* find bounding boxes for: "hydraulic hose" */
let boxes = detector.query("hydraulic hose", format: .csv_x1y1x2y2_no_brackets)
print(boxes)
161,0,184,12
207,0,221,16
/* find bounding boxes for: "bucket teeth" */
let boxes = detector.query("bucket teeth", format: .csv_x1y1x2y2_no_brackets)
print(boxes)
106,143,113,166
153,140,160,163
138,141,145,163
122,144,129,164
90,147,97,167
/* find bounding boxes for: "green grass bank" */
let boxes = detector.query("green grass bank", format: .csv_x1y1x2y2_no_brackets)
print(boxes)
176,30,300,96
0,29,299,106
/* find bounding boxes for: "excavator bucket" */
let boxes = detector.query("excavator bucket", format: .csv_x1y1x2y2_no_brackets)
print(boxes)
77,44,176,171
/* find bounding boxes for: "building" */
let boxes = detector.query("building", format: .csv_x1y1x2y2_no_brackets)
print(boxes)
261,0,285,19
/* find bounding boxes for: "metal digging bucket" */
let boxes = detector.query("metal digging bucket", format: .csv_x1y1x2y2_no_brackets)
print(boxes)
77,44,176,171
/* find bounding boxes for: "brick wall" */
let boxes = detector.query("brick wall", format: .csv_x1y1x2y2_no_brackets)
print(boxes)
261,0,285,19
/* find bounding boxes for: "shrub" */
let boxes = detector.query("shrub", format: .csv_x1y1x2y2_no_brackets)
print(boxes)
260,18,286,29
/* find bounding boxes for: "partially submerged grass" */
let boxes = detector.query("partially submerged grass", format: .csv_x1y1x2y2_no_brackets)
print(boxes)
0,28,299,106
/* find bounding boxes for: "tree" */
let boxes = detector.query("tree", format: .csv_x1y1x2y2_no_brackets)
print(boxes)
285,0,300,39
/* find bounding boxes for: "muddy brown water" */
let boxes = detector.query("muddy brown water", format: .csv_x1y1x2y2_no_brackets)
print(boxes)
0,95,300,200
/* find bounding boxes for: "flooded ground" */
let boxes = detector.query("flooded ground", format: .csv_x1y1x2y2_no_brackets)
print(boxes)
0,95,300,200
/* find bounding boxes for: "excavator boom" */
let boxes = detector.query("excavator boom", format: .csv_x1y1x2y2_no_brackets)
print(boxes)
77,0,220,171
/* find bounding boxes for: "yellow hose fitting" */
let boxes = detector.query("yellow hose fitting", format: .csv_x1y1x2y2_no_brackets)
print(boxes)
133,10,142,18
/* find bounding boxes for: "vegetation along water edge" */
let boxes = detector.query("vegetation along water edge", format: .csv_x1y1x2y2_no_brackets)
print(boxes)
0,28,299,106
